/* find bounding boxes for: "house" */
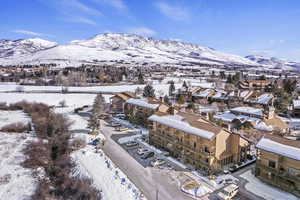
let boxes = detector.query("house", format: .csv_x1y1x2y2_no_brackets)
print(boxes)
192,88,216,104
239,80,270,90
293,100,300,117
214,106,288,133
109,92,135,113
255,135,300,197
148,110,250,173
124,98,169,127
245,93,274,106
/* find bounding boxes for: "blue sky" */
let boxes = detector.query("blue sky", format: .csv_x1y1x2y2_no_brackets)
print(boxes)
1,0,300,61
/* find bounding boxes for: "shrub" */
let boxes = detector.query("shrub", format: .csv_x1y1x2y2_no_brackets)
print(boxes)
1,122,29,133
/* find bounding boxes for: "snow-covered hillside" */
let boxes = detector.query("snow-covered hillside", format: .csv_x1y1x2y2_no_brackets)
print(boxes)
0,33,258,67
246,55,300,70
0,38,57,58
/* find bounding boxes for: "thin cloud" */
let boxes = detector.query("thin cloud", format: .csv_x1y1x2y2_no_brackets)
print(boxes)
61,0,102,16
75,17,97,25
154,2,189,21
127,27,156,36
93,0,127,10
13,30,49,37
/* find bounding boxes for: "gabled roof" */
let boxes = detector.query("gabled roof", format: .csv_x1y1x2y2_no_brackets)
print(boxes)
112,92,135,101
148,111,222,140
126,98,159,109
256,135,300,161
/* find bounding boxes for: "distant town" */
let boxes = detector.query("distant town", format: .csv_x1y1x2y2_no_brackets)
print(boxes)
1,61,300,200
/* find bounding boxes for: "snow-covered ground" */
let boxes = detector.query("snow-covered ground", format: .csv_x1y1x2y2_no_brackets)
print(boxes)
240,170,299,200
0,110,30,129
72,146,145,200
65,110,145,200
0,92,112,108
0,132,37,200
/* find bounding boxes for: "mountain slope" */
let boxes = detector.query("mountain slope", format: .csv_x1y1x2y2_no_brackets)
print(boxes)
246,55,300,70
0,34,257,67
0,38,57,58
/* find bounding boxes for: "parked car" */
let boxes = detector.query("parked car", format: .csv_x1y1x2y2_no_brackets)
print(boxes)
125,141,138,147
229,164,239,173
141,151,154,159
217,184,239,200
137,148,150,155
151,158,166,167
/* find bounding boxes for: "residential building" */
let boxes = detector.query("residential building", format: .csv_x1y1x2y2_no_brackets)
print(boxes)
255,135,300,197
124,98,169,127
109,92,135,113
239,80,270,90
214,106,288,133
293,100,300,117
148,110,250,172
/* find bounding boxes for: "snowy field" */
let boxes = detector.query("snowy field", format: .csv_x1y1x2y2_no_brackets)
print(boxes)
0,132,37,200
240,170,299,200
0,110,30,129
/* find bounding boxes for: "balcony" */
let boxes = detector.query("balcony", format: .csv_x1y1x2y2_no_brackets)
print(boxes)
256,162,300,182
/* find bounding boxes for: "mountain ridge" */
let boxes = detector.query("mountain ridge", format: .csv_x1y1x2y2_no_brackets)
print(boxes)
0,33,295,70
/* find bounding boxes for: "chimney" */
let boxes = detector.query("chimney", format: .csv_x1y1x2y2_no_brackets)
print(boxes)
160,96,164,103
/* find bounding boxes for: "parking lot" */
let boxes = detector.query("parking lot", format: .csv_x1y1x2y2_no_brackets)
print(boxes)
111,133,184,170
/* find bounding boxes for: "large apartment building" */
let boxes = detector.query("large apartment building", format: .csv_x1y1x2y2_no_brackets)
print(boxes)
255,135,300,197
148,110,250,173
124,98,169,127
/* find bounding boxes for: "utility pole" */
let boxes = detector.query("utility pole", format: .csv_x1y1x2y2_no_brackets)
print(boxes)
156,189,159,200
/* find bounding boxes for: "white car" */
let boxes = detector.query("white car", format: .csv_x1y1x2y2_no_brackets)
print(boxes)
217,184,239,200
137,148,150,155
150,159,166,167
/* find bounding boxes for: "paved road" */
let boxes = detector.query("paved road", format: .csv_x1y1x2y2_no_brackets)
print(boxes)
231,165,265,200
101,121,193,200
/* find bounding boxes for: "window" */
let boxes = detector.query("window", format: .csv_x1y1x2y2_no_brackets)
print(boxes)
268,160,276,168
193,142,197,149
204,146,209,153
205,158,209,163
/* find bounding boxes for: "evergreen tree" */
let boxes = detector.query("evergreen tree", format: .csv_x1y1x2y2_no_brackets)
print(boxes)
138,72,144,84
226,74,233,84
219,71,226,79
182,81,188,91
177,95,185,104
143,84,155,98
87,94,105,131
169,81,175,96
163,95,171,105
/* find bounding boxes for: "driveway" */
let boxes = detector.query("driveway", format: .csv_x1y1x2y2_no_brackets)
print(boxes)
101,120,193,200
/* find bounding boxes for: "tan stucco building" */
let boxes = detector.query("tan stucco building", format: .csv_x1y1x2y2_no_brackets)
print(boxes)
255,135,300,197
148,111,250,173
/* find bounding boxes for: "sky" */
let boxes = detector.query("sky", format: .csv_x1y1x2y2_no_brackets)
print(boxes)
1,0,300,61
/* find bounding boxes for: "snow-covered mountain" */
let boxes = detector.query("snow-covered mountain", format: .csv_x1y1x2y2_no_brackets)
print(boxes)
0,33,258,67
245,55,300,70
0,38,57,58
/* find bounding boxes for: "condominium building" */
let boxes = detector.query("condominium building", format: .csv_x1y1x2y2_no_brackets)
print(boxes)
148,110,250,172
255,135,300,197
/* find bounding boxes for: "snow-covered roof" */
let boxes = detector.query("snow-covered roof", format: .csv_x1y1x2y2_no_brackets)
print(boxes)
126,98,159,109
256,137,300,161
148,114,216,140
230,106,263,116
293,100,300,109
192,89,212,98
214,111,260,123
254,121,273,132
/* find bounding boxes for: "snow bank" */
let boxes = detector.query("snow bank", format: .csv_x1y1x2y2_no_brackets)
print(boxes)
0,110,30,129
72,146,145,200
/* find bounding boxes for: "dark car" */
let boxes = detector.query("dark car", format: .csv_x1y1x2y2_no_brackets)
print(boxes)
141,151,154,159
